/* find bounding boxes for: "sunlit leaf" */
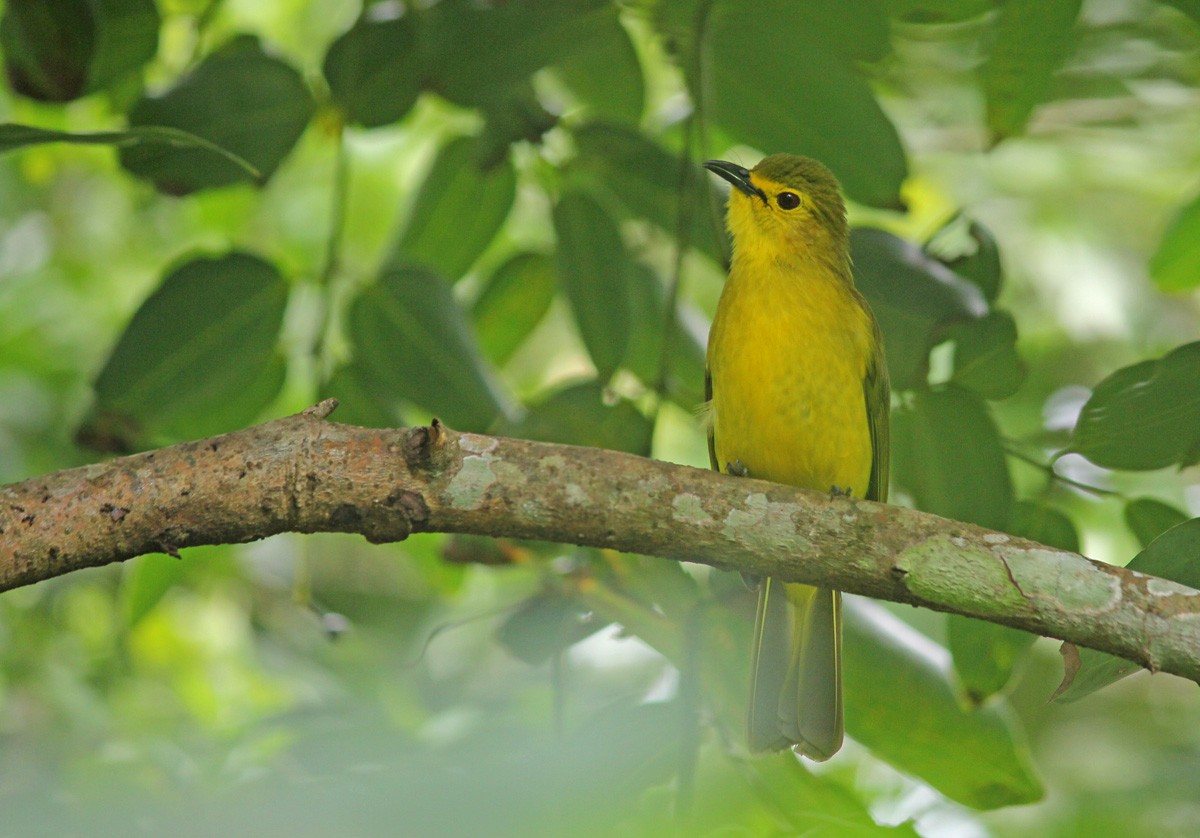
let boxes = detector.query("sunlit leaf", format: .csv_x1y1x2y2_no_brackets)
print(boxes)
552,191,633,379
323,9,420,128
844,599,1044,808
981,0,1082,141
1125,497,1190,548
891,385,1014,529
347,266,514,431
852,228,989,390
948,311,1026,400
701,0,907,207
119,35,314,194
81,253,288,451
389,136,516,281
949,501,1078,703
472,252,557,365
1053,517,1200,703
1069,341,1200,470
1150,191,1200,292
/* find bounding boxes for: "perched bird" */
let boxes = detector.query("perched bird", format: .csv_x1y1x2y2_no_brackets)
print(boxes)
703,155,890,760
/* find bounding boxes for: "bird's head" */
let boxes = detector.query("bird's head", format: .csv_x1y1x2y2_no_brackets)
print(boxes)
704,154,849,267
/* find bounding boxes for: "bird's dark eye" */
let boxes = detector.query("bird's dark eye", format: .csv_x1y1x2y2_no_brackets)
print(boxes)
776,191,801,210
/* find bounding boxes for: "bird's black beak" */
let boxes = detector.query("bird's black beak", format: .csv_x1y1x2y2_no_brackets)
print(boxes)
704,159,767,204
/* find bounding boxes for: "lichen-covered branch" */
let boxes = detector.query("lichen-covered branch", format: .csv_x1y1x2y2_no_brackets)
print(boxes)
2,400,1199,683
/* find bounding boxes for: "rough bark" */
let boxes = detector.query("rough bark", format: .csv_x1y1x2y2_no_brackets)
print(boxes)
2,400,1198,683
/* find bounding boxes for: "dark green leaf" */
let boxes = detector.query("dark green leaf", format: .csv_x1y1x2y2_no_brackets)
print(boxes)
844,599,1044,809
87,0,160,92
891,386,1014,529
347,265,513,431
948,502,1077,703
495,380,652,456
1162,0,1200,25
981,0,1082,141
1125,498,1190,548
323,10,420,128
1053,517,1200,703
948,311,1026,399
419,0,614,108
472,252,557,365
1069,341,1200,470
0,123,260,177
389,136,516,280
552,191,633,379
944,220,1004,302
320,359,404,429
1150,191,1200,292
477,86,558,166
496,590,602,664
119,35,314,194
569,122,726,264
82,253,288,450
851,228,989,390
702,0,907,208
552,9,643,123
0,0,94,101
623,262,707,408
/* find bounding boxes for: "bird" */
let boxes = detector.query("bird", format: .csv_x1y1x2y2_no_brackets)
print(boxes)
703,154,890,760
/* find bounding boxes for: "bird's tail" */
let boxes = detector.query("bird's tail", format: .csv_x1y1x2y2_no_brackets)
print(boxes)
747,579,843,760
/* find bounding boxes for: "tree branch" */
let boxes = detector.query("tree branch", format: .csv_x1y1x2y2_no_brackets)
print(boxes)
3,401,1198,684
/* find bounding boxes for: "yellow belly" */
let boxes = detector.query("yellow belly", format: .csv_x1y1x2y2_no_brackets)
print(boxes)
707,259,873,497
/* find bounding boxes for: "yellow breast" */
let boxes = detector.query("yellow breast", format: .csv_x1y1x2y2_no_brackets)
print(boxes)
707,252,874,497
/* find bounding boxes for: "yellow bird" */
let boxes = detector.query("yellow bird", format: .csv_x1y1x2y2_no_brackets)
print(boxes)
703,155,890,760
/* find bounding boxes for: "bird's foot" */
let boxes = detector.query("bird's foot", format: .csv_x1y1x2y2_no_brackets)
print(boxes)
725,459,749,478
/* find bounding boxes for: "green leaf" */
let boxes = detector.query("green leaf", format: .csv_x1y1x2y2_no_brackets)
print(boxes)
943,219,1004,302
323,10,421,128
1150,191,1200,292
389,136,516,280
0,124,261,178
122,552,187,626
496,590,602,664
347,265,513,431
980,0,1082,141
1,0,95,101
477,86,558,167
851,228,989,390
419,0,615,109
119,35,314,194
1069,341,1200,470
1125,497,1191,548
552,191,633,380
87,0,160,93
472,252,557,365
623,262,707,407
320,360,404,429
495,380,652,456
891,386,1014,530
948,501,1078,703
844,599,1044,809
947,311,1026,399
701,0,907,208
1053,517,1200,703
552,8,643,123
81,253,288,451
569,122,726,264
887,0,997,24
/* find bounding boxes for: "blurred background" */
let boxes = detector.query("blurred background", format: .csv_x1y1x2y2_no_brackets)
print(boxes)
1,0,1200,834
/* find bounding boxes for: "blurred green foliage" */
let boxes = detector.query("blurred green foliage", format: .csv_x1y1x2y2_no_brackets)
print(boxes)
2,0,1200,834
